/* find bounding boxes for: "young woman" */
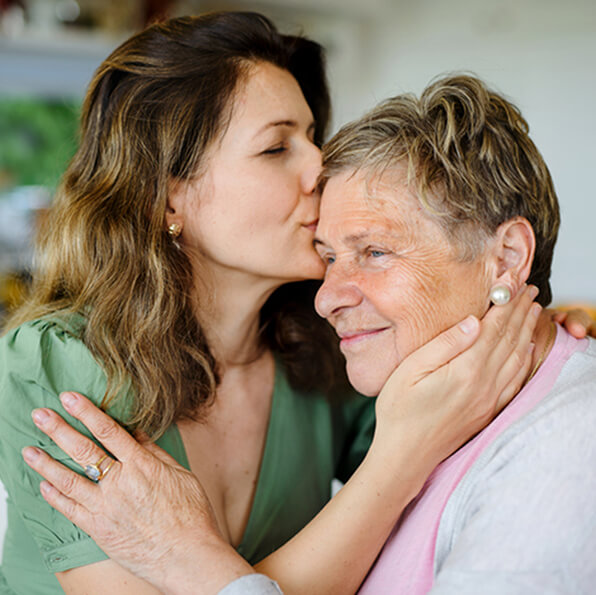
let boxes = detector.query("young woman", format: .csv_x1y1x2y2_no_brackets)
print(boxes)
1,11,591,595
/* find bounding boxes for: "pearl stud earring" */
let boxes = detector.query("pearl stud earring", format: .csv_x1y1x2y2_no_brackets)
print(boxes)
489,285,511,306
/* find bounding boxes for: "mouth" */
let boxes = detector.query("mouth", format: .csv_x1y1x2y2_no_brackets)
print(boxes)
302,219,318,232
338,327,390,349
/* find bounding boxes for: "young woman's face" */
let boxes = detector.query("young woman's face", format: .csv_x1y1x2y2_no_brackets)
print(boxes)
171,61,325,285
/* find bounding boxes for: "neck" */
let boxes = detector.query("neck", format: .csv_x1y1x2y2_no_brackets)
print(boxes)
191,265,282,367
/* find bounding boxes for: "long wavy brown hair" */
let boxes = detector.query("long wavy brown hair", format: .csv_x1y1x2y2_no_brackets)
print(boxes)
8,12,348,438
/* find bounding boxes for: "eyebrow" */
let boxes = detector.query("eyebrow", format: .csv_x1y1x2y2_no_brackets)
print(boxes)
314,229,394,249
254,119,316,138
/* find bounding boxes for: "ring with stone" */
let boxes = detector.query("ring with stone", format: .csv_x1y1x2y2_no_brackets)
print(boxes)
84,454,115,483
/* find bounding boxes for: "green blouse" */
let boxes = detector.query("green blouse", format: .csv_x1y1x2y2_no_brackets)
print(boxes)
0,316,375,594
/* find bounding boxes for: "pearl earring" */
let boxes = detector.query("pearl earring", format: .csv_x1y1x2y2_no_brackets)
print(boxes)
167,223,182,239
489,285,511,306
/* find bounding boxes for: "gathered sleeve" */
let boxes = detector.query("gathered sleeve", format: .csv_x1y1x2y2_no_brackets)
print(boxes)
0,317,128,572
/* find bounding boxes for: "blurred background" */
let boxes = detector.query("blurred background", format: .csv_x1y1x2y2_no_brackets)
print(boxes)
0,0,595,555
0,0,595,327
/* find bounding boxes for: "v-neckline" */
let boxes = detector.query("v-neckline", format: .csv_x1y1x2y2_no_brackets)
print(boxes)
170,356,282,554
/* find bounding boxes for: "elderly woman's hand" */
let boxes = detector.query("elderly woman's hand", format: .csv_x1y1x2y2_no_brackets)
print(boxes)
552,306,596,338
22,395,253,595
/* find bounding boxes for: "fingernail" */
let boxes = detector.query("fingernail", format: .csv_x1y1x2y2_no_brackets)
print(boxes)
528,342,536,354
40,481,54,496
528,285,539,300
532,303,542,318
60,392,78,409
459,315,477,334
32,409,50,426
22,446,40,462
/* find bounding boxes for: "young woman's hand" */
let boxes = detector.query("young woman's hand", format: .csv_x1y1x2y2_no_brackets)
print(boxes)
370,284,540,481
22,395,254,595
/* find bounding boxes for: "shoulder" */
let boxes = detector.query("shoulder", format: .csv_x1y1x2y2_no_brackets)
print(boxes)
436,344,596,571
433,349,596,592
0,313,109,414
1,312,89,365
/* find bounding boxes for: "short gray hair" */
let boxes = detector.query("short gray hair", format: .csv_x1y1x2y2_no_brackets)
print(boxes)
320,74,560,306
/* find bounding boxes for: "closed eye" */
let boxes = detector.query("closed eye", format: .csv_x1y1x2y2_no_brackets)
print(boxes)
262,144,287,155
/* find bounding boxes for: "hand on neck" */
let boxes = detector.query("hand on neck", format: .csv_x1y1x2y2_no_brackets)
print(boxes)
525,311,556,385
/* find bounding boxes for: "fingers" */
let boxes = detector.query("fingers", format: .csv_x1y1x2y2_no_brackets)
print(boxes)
397,315,480,383
473,285,538,367
548,308,567,324
491,300,541,395
494,341,534,412
39,480,97,535
57,392,144,463
562,308,592,339
31,407,117,478
22,445,99,513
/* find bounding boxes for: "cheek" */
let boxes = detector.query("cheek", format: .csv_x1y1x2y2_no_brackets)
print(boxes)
376,261,444,326
373,259,465,357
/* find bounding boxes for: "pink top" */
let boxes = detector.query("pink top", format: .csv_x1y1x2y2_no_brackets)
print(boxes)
358,325,588,594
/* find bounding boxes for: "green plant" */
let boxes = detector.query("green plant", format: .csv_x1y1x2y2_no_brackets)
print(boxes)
0,98,80,192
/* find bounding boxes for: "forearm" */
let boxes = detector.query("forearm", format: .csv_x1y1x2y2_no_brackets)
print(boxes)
255,438,431,595
154,536,256,595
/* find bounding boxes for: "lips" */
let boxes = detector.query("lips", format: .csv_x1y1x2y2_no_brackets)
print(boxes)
338,327,390,349
302,219,318,232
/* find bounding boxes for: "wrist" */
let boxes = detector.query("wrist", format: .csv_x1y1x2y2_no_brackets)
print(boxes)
157,532,254,595
364,432,435,502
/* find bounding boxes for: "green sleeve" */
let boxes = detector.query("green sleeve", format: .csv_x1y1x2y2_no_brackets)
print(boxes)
0,317,129,573
333,392,376,483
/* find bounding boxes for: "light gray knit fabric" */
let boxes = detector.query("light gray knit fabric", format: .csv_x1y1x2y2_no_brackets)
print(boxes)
432,339,596,594
217,574,283,595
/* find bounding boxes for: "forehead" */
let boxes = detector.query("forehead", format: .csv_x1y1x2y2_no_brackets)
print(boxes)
317,168,419,239
226,62,311,132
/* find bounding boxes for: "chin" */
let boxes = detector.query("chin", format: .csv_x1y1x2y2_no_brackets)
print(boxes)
346,364,387,397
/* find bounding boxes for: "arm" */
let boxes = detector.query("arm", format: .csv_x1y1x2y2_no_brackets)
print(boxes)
25,286,538,594
24,404,255,595
58,564,278,595
253,285,541,593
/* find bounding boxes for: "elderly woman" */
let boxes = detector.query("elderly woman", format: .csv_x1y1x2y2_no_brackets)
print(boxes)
21,74,596,594
313,74,596,592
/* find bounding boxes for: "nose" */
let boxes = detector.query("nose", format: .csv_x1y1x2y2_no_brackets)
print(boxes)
301,142,322,195
315,261,363,320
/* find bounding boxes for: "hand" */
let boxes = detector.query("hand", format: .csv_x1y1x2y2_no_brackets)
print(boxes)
551,306,596,339
22,394,253,595
371,284,539,479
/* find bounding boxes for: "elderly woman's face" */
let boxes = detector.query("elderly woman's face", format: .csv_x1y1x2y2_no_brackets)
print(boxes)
314,168,492,396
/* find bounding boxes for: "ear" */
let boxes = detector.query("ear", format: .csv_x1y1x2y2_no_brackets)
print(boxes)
489,217,536,295
165,178,188,230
